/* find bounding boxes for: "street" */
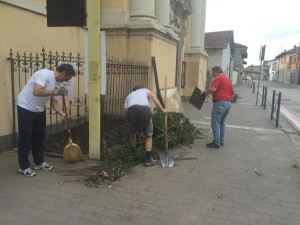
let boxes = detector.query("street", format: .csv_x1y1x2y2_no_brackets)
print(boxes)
256,80,300,120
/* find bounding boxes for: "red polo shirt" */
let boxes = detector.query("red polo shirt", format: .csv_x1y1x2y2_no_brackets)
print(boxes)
211,74,234,102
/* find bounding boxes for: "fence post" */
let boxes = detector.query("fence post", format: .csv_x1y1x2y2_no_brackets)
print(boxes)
276,92,281,127
271,90,275,119
264,86,267,109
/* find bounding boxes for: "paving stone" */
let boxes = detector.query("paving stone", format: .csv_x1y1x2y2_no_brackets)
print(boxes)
1,83,300,225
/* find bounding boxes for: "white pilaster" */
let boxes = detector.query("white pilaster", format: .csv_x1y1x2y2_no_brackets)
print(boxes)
155,0,170,27
199,0,207,50
189,0,207,55
129,0,156,20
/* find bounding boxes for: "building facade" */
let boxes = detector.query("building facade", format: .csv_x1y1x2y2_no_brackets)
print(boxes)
0,0,208,149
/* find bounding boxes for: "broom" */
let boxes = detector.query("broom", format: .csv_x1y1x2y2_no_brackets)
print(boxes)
62,95,84,163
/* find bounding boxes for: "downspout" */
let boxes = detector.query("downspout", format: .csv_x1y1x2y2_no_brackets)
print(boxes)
176,16,187,90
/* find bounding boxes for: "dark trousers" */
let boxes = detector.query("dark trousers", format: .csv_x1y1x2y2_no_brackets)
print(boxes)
17,106,46,170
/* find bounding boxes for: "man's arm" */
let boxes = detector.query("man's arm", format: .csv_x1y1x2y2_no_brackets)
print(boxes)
33,83,56,96
202,87,216,95
147,91,167,113
50,98,64,116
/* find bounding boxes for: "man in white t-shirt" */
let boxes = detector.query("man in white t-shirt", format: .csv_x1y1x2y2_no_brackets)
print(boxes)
17,63,75,176
124,85,167,166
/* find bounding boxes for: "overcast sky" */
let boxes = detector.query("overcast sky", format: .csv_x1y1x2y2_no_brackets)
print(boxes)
205,0,300,66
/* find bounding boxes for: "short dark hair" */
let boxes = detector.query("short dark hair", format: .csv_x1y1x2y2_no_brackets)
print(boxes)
133,85,143,91
211,66,223,74
57,63,75,77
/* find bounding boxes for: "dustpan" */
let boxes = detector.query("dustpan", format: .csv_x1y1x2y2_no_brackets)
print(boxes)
189,87,206,110
159,76,174,168
62,95,84,163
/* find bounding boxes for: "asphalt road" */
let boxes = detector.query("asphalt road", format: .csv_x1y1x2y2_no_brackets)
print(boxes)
251,80,300,146
256,80,300,120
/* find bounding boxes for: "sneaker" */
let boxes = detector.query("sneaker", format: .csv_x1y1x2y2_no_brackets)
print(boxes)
33,162,53,170
144,158,158,167
206,141,220,149
19,168,36,177
220,140,224,146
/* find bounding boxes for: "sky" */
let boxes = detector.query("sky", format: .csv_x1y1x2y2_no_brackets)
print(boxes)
205,0,300,66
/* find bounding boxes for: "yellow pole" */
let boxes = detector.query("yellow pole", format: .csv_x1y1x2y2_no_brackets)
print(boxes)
87,0,101,160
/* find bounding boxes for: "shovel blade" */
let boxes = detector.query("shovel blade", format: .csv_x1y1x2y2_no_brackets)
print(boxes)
159,151,175,168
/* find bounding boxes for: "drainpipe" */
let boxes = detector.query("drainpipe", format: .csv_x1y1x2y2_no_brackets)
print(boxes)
176,16,187,90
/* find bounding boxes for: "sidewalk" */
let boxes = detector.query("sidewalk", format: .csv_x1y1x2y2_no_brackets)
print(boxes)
1,83,300,225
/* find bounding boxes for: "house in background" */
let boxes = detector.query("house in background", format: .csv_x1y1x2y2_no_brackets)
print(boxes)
262,60,270,81
289,45,300,84
204,30,235,81
270,45,300,84
233,43,248,85
243,62,269,81
243,65,261,80
204,30,248,86
275,48,294,83
268,59,277,82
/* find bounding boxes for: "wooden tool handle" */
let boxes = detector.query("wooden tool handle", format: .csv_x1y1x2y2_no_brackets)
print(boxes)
62,95,71,134
164,76,168,151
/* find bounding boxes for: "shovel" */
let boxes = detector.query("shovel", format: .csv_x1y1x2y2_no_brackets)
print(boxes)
62,95,84,163
159,76,174,168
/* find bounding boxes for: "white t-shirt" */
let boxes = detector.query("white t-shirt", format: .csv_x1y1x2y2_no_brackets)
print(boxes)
124,88,150,109
17,69,62,112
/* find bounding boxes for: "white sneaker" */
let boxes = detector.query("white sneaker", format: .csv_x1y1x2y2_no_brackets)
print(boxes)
33,162,53,170
18,168,36,177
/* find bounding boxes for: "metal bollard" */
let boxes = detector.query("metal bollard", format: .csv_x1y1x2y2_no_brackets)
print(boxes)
271,90,275,119
262,86,265,106
276,92,281,127
264,87,267,109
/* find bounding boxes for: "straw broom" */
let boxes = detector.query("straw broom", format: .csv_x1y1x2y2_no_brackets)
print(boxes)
62,95,84,163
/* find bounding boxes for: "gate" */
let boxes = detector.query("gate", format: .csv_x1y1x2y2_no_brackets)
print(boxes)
8,48,148,153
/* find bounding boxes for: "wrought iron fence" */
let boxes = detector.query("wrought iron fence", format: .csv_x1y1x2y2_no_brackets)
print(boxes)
102,57,148,145
8,48,148,154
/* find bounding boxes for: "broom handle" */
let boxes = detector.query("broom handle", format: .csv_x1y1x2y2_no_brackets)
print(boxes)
62,95,71,136
164,76,168,152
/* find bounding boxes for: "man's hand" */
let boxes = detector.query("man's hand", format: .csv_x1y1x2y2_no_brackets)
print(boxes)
61,114,70,123
54,87,68,96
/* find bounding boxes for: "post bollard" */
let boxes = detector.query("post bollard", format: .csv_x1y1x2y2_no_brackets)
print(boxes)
262,86,265,106
271,90,275,119
276,92,281,127
264,87,267,109
252,81,255,94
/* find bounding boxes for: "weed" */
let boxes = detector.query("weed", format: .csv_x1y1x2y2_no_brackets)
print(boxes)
83,109,203,188
231,93,240,103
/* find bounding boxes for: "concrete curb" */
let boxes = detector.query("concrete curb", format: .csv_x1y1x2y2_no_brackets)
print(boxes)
280,105,300,132
259,90,300,132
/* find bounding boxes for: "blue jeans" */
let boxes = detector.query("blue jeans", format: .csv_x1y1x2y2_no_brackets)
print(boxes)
17,106,46,170
211,101,231,145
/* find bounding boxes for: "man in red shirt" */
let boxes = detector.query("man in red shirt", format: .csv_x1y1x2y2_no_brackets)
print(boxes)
202,66,234,149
